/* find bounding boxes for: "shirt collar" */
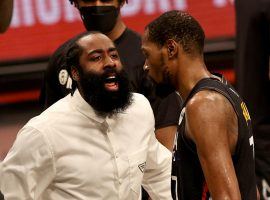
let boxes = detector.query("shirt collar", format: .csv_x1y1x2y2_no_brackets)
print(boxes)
70,90,106,124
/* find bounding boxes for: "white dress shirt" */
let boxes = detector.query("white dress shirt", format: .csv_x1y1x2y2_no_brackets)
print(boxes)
0,90,172,200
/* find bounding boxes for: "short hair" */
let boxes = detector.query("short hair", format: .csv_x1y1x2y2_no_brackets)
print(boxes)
65,31,100,91
69,0,128,5
65,31,99,75
146,10,205,55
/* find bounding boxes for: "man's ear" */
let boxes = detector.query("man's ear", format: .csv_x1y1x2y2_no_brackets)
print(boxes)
166,39,178,59
71,66,80,81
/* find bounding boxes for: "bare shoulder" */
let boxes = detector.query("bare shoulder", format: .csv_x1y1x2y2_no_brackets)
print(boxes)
185,90,237,142
186,90,233,118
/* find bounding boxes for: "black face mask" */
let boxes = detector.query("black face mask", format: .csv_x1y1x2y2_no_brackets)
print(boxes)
79,6,119,33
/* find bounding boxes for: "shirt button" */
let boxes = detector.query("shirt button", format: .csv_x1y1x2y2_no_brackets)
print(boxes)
119,178,122,184
115,153,119,158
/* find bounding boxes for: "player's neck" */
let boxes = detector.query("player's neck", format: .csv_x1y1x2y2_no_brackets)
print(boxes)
177,58,210,101
105,17,126,41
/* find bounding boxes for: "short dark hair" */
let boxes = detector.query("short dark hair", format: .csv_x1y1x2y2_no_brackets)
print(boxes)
65,31,100,91
146,10,205,55
65,31,99,75
69,0,128,5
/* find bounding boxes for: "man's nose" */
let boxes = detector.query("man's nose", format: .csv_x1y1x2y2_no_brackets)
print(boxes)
104,56,116,69
95,0,105,6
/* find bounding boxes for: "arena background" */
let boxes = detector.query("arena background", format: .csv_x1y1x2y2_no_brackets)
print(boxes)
0,0,235,160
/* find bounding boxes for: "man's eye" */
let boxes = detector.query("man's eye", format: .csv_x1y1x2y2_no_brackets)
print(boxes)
111,54,119,59
101,0,113,2
142,51,149,58
90,56,101,61
82,0,96,3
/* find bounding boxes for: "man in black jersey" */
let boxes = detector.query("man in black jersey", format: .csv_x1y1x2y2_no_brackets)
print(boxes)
39,0,181,153
142,10,258,200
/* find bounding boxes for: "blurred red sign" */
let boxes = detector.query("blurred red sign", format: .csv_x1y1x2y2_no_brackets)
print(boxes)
0,0,235,62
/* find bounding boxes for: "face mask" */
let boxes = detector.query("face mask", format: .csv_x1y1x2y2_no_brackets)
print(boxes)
79,6,119,33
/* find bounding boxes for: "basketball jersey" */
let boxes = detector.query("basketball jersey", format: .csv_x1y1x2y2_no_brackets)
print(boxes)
171,74,257,200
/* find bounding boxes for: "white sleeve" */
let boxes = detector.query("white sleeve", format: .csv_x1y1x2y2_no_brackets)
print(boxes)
142,130,173,200
0,126,55,200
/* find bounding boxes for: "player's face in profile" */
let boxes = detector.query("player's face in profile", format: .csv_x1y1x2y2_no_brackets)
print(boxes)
141,30,175,98
141,30,165,84
76,33,132,115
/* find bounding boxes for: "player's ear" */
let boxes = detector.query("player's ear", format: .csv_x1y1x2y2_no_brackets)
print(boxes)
71,66,80,81
166,39,178,59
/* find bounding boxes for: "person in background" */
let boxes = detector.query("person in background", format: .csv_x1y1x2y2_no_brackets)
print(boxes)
1,32,172,200
142,10,258,199
39,0,182,153
235,0,270,198
0,0,13,33
0,1,14,199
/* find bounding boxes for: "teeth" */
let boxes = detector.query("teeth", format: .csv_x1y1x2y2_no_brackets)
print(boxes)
105,75,117,83
107,76,116,79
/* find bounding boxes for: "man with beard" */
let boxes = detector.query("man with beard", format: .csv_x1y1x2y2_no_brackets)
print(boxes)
141,11,257,199
40,0,182,152
0,32,172,200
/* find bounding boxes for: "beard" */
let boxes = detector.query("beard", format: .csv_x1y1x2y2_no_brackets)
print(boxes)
79,68,132,116
153,70,176,99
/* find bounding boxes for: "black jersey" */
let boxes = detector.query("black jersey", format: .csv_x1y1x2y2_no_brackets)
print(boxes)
39,28,182,128
171,74,257,200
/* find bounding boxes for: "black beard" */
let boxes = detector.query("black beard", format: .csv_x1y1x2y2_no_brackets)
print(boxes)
151,70,176,99
79,68,132,116
155,81,176,98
